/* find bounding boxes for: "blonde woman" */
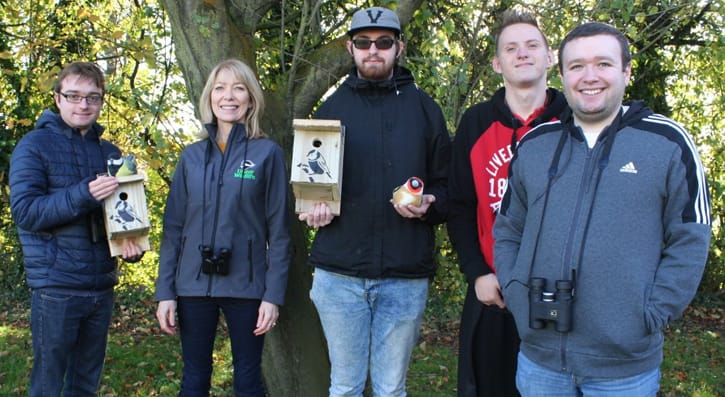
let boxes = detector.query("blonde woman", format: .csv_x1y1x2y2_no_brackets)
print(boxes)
155,59,291,396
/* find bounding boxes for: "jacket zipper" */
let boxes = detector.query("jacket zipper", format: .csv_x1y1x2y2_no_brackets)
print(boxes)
559,139,604,371
206,136,234,296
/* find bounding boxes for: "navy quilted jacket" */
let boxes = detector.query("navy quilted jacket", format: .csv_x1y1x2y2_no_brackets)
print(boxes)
10,110,121,290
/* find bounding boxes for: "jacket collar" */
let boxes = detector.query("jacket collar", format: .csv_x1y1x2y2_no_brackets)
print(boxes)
343,65,415,92
36,109,104,141
204,122,249,143
492,87,568,129
559,100,653,136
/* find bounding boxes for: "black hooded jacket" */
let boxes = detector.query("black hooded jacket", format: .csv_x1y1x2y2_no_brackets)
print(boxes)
308,66,451,279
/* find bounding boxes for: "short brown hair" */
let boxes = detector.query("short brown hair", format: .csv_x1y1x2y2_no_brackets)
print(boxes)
53,62,106,95
558,22,631,74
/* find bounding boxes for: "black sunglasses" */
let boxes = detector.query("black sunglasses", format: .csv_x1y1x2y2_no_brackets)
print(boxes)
351,37,396,50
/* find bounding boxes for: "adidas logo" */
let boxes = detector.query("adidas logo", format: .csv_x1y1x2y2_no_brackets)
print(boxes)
619,162,638,174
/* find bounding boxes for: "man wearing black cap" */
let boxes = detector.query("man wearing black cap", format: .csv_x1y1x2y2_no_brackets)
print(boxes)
299,6,451,397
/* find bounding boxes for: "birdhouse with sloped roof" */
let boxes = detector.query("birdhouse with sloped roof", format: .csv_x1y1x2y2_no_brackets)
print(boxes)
290,119,345,215
102,174,151,257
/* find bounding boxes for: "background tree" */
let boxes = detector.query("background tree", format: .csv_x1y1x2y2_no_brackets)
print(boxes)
1,0,722,395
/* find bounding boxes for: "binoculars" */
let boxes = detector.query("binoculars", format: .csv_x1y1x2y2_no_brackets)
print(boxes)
200,246,231,275
528,277,574,333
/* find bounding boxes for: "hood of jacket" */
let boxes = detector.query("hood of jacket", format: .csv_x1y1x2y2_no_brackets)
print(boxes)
36,109,106,141
342,65,416,93
490,87,568,130
559,100,653,140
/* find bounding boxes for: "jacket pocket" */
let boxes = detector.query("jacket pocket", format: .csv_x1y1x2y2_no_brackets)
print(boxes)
44,233,58,269
501,279,532,342
175,236,187,279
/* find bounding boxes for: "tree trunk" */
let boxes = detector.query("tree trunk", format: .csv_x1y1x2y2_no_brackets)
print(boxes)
261,220,330,395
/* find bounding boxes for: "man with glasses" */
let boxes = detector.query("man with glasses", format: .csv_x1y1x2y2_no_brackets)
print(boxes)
10,61,142,396
448,9,567,396
299,6,451,396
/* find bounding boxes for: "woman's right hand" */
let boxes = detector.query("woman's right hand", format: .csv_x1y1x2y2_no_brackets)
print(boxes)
156,299,178,335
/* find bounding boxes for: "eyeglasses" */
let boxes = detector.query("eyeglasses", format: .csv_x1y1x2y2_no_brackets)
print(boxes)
351,37,396,50
59,92,104,105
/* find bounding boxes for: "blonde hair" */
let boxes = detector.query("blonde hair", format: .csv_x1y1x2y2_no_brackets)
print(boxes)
494,8,549,54
198,59,265,139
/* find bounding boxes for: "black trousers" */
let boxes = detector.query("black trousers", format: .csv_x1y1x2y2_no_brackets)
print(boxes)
472,304,520,396
459,285,521,397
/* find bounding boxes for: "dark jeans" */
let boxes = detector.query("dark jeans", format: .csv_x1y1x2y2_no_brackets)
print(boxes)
30,288,114,397
177,296,265,397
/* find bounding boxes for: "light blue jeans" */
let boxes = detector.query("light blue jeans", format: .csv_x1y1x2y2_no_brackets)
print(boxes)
516,351,661,397
310,268,429,397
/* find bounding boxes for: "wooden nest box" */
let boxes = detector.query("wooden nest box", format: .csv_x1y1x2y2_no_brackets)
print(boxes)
290,119,345,215
102,174,151,257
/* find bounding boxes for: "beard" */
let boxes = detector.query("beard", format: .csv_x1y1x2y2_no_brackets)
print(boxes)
356,56,395,81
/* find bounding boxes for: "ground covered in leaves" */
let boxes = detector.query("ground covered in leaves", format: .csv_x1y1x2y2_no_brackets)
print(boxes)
1,291,722,396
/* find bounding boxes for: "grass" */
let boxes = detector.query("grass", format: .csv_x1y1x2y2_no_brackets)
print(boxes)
658,299,724,397
0,291,722,396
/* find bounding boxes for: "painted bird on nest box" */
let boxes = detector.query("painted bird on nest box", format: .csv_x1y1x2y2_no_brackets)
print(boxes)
107,154,137,177
297,149,332,182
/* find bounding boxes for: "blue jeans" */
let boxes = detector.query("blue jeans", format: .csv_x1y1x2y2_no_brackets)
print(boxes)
310,268,429,397
516,352,661,396
177,297,265,397
30,288,114,397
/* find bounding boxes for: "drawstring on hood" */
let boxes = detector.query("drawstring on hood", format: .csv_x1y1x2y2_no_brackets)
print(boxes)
523,100,655,286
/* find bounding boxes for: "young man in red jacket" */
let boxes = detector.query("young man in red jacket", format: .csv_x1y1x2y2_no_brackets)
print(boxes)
448,9,567,397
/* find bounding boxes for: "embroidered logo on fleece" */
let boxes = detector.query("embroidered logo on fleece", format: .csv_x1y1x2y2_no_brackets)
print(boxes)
619,162,638,174
234,160,257,180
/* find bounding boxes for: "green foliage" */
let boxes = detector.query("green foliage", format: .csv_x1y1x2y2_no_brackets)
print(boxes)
0,0,193,299
428,225,466,323
408,332,458,396
659,303,725,396
405,1,505,130
0,207,27,302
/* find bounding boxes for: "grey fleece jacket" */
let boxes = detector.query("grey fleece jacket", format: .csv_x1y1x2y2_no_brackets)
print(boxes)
155,123,291,305
494,101,711,378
